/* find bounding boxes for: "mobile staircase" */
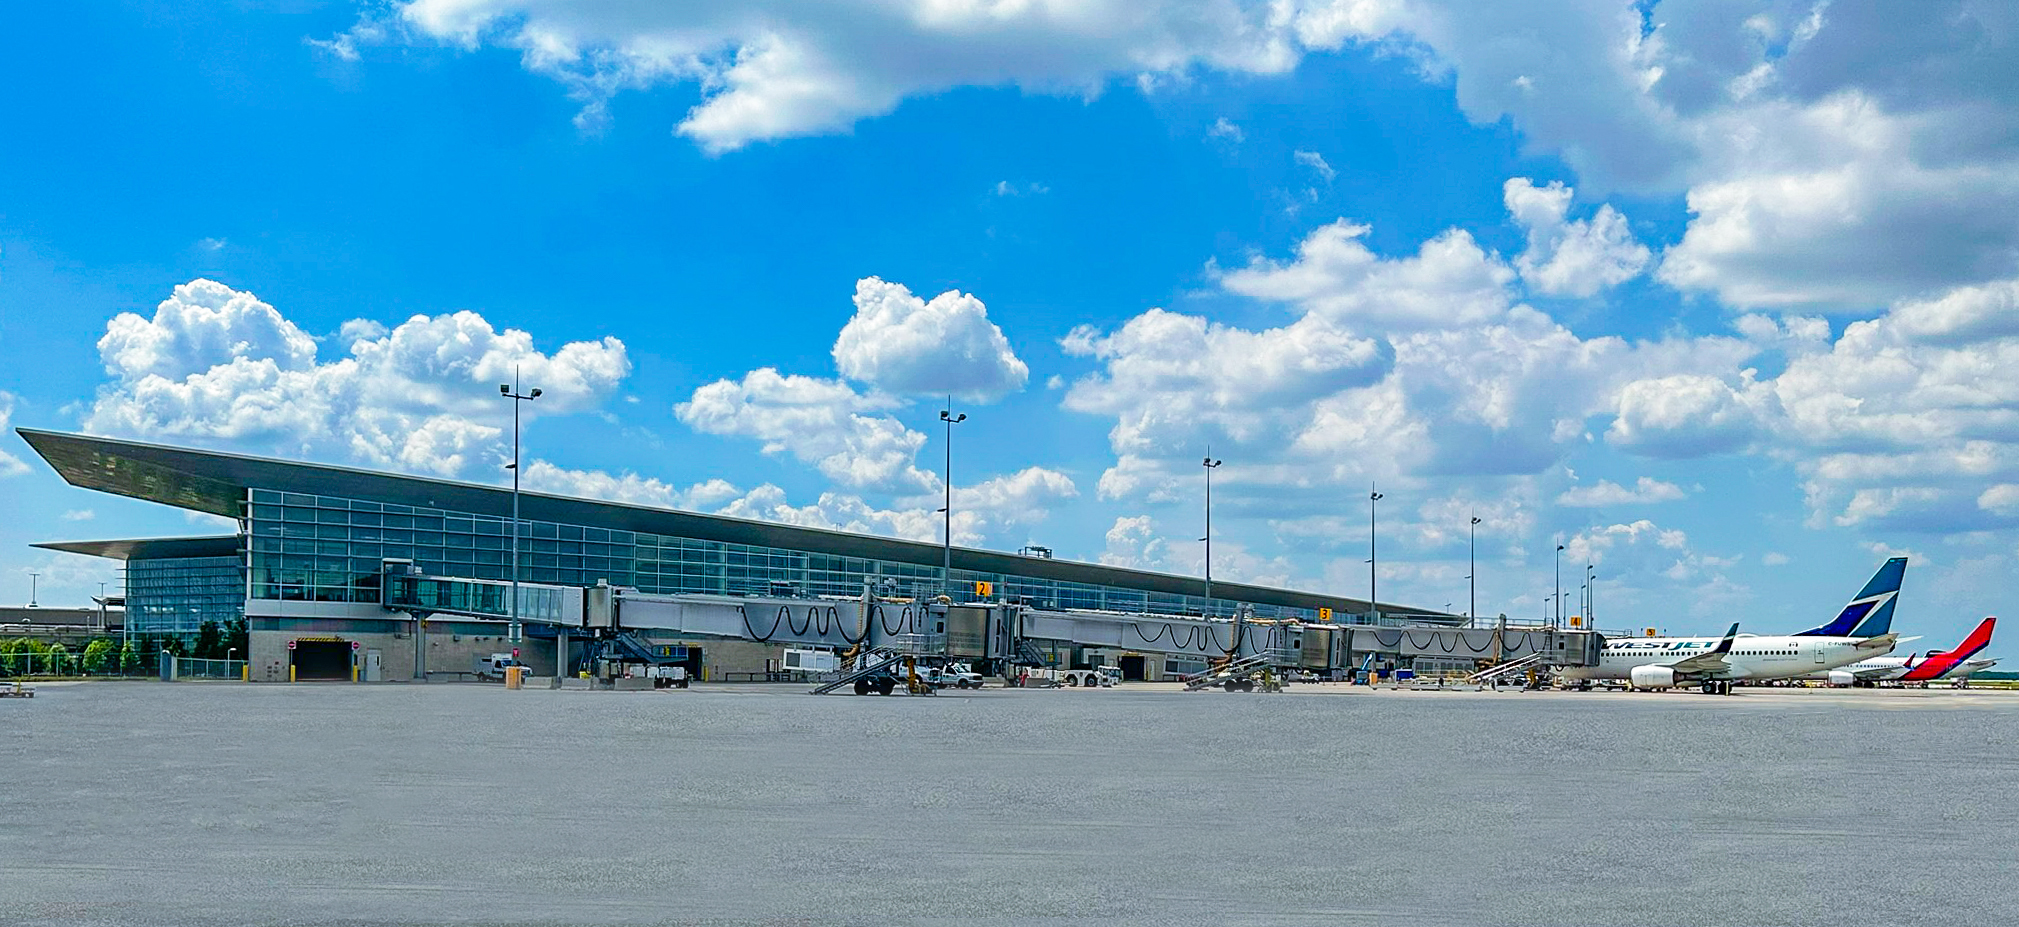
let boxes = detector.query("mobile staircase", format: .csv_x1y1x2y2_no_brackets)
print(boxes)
810,633,950,696
1184,648,1296,693
1462,651,1550,688
810,651,909,696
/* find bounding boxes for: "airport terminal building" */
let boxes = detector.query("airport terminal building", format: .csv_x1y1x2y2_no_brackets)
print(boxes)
22,429,1451,682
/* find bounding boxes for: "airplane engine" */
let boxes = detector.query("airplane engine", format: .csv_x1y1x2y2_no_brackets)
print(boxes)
1628,665,1679,689
1827,670,1857,687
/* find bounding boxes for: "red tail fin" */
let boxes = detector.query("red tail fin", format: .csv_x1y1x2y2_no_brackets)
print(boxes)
1900,616,1996,681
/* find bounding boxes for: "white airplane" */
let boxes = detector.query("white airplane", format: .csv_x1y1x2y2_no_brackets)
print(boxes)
1815,616,1997,687
1559,557,1908,695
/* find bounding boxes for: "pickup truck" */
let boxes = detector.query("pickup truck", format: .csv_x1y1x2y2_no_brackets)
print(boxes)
474,653,534,681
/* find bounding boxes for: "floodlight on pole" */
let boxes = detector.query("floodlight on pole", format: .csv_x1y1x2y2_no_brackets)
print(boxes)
1201,454,1222,616
500,368,541,644
1554,542,1565,628
940,402,965,598
1369,485,1384,621
1469,512,1482,626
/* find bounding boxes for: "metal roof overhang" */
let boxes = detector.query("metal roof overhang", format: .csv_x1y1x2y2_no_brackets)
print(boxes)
34,535,241,561
16,428,1446,621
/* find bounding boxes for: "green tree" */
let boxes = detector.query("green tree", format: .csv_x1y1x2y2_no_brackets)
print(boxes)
45,642,69,677
118,640,139,675
82,639,114,674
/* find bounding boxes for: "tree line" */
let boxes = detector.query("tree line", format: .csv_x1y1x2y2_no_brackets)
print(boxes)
0,618,249,677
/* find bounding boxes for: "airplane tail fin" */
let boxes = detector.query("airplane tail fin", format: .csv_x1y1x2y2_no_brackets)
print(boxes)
1797,557,1907,637
1900,616,1995,681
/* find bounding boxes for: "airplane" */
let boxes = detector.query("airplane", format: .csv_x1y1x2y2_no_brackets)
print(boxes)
1814,616,1998,688
1558,557,1908,695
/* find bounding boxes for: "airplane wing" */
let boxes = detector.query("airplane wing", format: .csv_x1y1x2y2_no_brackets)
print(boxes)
1851,661,1907,681
1665,622,1740,674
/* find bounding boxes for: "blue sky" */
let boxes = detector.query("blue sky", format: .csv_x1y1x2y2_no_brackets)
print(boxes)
4,1,2017,660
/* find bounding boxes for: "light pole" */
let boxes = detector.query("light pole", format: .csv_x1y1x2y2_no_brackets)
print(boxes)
1468,512,1481,626
1554,542,1565,628
28,571,39,608
1369,484,1384,621
500,372,541,644
1587,565,1597,627
1201,454,1222,616
939,402,966,598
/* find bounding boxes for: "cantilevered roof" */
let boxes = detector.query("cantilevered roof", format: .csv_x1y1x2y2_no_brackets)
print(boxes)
16,427,1450,620
34,535,241,561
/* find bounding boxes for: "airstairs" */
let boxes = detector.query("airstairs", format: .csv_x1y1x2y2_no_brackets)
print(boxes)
1462,651,1550,686
808,651,909,696
1183,648,1296,693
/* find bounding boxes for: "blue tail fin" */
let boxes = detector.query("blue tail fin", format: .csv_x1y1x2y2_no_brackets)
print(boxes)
1796,557,1907,637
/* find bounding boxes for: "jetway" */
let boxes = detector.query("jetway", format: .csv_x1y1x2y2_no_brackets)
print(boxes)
379,560,1599,681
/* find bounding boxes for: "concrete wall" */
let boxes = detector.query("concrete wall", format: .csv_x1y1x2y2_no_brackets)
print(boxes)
250,615,566,682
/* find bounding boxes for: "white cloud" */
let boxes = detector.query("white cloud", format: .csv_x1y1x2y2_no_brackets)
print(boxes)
337,0,1373,152
59,509,95,522
1503,177,1649,297
831,277,1028,401
83,279,631,478
1761,551,1790,566
0,393,32,477
196,237,227,252
1219,219,1516,331
1206,116,1244,144
1071,216,1757,506
1293,149,1336,182
330,2,2019,307
1606,373,1766,459
522,460,741,511
674,368,936,494
993,180,1050,197
1556,477,1687,508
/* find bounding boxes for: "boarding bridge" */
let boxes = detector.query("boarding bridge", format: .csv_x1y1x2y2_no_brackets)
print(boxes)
378,560,1600,679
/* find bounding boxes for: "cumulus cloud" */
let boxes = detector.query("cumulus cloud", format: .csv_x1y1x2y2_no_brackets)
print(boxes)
59,509,95,522
327,1,1410,152
522,460,742,511
831,277,1028,401
1556,477,1687,508
674,368,936,494
83,279,630,477
1503,177,1650,297
328,3,2019,307
1206,116,1244,144
1607,373,1766,459
1219,220,1516,331
1071,216,1755,503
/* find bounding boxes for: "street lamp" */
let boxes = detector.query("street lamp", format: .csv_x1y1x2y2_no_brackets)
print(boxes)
1469,511,1482,626
1554,542,1565,628
939,402,966,597
1587,565,1598,627
28,571,39,608
1201,454,1222,616
1368,485,1384,621
500,372,541,644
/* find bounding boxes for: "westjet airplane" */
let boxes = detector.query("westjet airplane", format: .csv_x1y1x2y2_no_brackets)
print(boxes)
1813,616,1997,687
1558,557,1908,695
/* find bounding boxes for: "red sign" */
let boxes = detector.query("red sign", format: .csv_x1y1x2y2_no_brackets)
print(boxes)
286,639,296,650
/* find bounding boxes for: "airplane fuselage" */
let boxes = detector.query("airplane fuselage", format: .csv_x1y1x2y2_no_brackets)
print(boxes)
1561,634,1891,684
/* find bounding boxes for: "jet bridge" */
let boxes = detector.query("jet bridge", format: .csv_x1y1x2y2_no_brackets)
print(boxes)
378,559,1600,681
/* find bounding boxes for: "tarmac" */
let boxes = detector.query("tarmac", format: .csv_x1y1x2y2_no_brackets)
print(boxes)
3,679,2015,926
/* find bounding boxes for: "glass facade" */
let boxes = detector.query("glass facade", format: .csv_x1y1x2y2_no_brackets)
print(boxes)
126,555,246,638
245,489,1318,620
